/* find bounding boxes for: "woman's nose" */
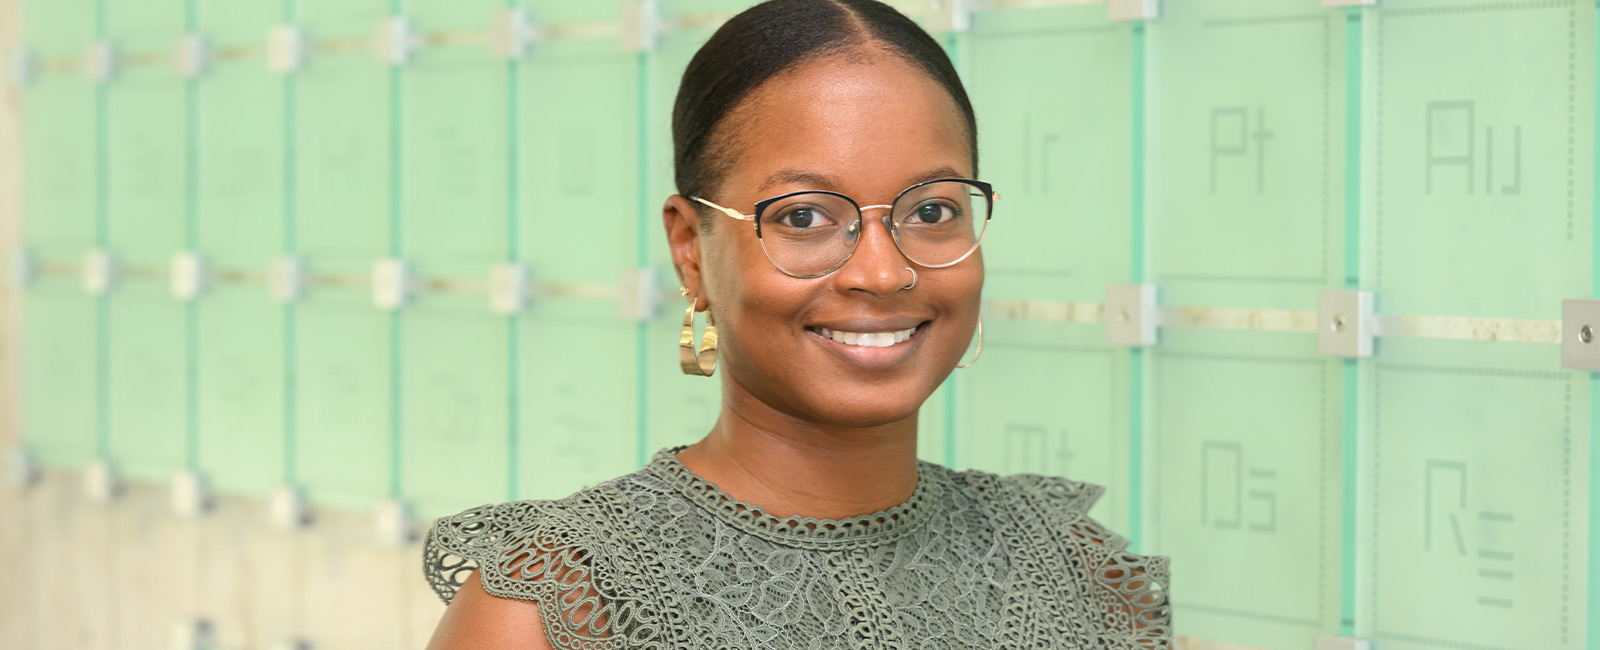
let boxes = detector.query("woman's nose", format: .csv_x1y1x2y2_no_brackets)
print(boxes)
834,212,909,296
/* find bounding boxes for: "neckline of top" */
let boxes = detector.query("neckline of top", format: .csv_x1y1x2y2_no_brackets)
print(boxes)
643,445,940,550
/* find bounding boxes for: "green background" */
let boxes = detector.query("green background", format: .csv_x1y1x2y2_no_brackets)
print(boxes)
13,0,1596,647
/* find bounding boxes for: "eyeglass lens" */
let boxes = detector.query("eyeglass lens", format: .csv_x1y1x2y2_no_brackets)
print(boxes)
756,180,990,277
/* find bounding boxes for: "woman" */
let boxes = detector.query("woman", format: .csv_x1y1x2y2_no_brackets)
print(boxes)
423,1,1171,647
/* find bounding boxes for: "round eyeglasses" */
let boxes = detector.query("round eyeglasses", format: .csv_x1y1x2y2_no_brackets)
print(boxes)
691,178,997,279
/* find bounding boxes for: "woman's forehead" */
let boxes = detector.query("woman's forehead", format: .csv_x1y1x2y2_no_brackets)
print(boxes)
720,54,973,198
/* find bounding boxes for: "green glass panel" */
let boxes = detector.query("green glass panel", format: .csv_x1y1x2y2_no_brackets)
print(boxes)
524,0,631,25
105,285,190,482
1150,330,1342,649
1146,1,1344,306
518,300,640,499
962,320,1128,531
21,0,95,56
1363,341,1585,649
196,286,286,496
521,39,638,284
196,37,286,268
402,295,511,518
1365,1,1590,318
967,7,1135,297
409,0,503,30
197,0,282,46
21,75,97,259
403,45,509,275
295,7,393,274
105,1,185,50
298,0,391,36
104,67,187,266
293,293,394,510
21,281,99,466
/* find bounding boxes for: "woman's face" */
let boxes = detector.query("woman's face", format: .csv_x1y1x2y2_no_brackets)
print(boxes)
666,51,983,429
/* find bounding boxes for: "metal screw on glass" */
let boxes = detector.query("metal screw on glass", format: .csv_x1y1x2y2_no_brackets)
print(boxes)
1581,325,1593,344
1331,315,1346,333
691,178,997,278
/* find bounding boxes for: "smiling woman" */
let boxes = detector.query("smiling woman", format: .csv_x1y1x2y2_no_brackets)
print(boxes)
421,1,1170,648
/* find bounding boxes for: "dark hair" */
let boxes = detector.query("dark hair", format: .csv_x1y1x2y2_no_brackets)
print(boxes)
671,0,979,213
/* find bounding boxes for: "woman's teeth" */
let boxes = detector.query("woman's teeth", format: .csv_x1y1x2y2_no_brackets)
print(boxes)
811,325,918,348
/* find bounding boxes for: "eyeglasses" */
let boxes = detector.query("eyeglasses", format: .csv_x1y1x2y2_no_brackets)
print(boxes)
691,178,997,279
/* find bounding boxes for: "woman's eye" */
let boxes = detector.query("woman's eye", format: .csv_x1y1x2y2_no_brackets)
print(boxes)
908,203,958,225
776,208,829,229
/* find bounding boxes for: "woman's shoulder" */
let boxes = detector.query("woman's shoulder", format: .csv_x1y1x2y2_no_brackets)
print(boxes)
935,463,1173,645
420,467,659,607
931,462,1108,520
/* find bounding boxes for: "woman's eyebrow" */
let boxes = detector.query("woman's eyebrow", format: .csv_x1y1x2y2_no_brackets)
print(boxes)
758,169,840,193
756,166,968,194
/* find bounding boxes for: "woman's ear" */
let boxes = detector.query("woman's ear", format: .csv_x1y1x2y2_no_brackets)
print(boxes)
662,195,707,311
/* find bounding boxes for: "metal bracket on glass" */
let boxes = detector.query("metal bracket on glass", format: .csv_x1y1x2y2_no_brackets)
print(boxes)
1315,637,1372,650
1317,289,1374,358
373,16,417,66
1108,0,1161,21
1105,284,1159,346
170,251,208,301
493,8,542,60
170,469,213,518
84,457,121,504
489,262,529,315
10,47,36,90
373,498,415,547
84,41,118,83
6,446,39,490
268,26,306,73
620,1,661,53
169,618,215,650
82,248,117,296
618,267,661,321
269,484,312,530
174,34,209,79
372,258,414,310
925,0,972,33
269,256,307,303
9,248,35,290
1562,299,1600,370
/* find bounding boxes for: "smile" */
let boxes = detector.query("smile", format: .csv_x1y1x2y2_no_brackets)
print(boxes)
808,324,920,347
803,320,931,370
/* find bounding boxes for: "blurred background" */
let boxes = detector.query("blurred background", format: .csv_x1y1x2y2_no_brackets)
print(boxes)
0,0,1590,648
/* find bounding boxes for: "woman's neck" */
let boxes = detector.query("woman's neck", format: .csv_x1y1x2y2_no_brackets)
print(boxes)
674,383,921,521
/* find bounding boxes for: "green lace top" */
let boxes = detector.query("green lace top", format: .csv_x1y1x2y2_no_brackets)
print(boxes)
422,446,1172,649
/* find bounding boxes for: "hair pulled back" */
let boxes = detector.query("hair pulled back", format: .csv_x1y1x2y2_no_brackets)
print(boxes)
671,0,979,206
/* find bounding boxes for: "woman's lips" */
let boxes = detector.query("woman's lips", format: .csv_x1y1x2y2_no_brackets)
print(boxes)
804,320,930,370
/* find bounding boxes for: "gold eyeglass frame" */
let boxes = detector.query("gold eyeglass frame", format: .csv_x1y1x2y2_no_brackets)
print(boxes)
690,177,998,279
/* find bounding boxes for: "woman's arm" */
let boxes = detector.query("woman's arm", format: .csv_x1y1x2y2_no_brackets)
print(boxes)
425,569,555,650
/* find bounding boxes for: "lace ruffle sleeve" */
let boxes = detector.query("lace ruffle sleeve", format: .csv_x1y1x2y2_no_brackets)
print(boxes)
1004,474,1174,648
421,499,660,649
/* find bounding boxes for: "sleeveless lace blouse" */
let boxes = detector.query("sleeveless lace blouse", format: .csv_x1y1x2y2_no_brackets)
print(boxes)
422,446,1172,649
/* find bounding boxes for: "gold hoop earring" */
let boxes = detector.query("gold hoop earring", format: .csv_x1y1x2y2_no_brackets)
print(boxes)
955,317,983,369
679,288,718,377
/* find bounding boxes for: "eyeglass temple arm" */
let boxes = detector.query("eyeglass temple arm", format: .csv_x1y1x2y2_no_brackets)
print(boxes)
691,196,755,221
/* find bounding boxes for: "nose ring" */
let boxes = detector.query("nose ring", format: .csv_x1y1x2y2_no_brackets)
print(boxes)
901,266,917,291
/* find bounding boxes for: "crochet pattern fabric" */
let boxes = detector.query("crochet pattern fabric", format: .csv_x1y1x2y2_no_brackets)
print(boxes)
422,446,1172,649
